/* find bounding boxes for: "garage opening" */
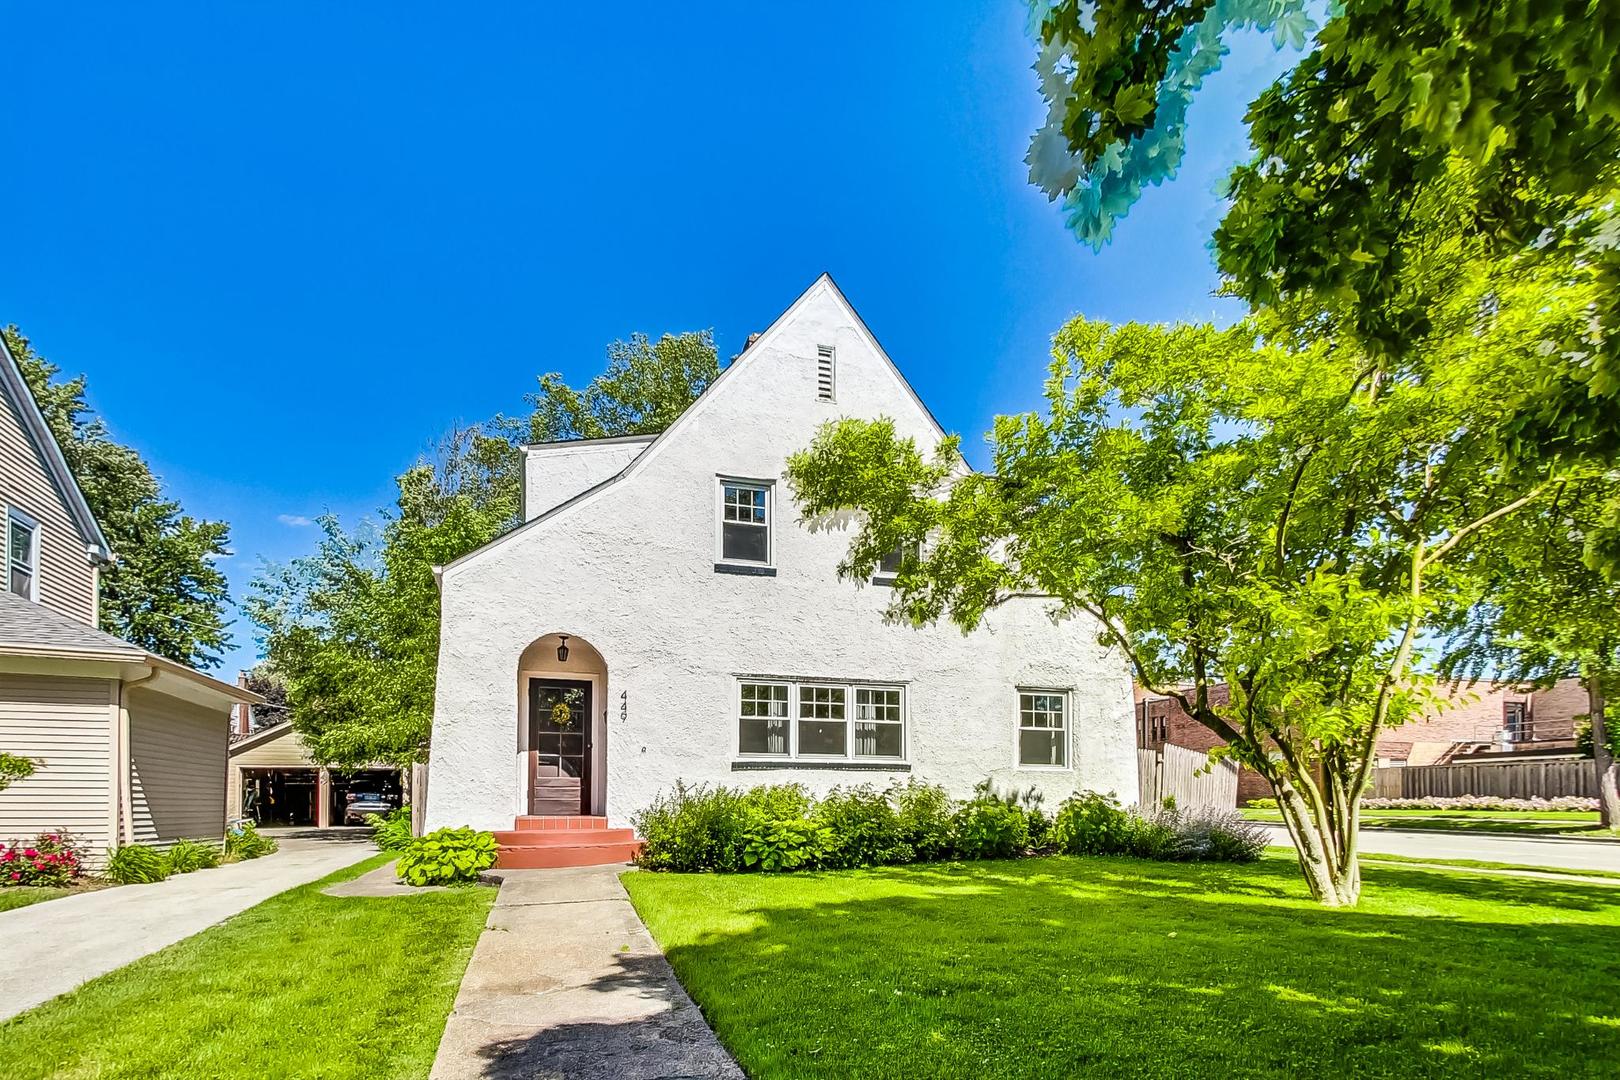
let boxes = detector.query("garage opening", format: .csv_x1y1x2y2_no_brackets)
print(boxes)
329,768,405,826
240,767,319,827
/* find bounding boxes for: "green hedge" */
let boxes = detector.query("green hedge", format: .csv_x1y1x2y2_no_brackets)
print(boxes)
631,780,1266,874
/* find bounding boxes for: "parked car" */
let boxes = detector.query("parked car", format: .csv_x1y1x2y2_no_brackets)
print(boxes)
343,791,399,826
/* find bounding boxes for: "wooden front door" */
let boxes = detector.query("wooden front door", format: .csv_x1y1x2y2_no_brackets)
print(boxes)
527,678,593,815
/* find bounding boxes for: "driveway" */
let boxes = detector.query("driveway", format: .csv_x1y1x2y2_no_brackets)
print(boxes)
1260,824,1620,873
0,831,372,1021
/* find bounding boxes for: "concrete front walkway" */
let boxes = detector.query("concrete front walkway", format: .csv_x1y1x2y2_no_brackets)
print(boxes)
0,831,372,1021
430,864,743,1080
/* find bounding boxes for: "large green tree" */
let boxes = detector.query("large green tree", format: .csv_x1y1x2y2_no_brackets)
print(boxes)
1026,0,1620,463
787,183,1584,904
250,332,718,766
3,326,231,668
1440,472,1620,828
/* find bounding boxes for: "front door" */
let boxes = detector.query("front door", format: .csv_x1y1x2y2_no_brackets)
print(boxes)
527,679,593,815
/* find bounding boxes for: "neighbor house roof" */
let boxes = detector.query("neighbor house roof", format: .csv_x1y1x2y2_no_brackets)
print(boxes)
0,333,113,562
0,587,143,660
0,589,259,704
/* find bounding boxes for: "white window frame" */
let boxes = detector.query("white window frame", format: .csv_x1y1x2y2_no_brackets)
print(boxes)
733,678,907,763
7,508,39,603
736,680,792,759
1014,688,1071,771
853,685,906,761
715,477,773,567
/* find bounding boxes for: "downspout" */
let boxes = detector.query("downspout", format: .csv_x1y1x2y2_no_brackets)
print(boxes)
116,665,160,846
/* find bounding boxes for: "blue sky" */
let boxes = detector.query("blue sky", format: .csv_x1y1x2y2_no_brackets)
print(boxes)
0,4,1297,676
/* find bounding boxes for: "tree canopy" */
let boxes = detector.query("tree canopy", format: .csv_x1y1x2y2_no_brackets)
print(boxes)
788,182,1583,902
1026,0,1620,463
524,331,721,443
3,326,232,668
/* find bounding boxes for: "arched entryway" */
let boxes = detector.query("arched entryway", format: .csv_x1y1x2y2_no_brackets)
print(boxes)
516,633,607,816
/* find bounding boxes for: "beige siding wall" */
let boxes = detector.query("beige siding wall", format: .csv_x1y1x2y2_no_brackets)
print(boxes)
0,379,98,624
0,674,115,853
127,688,228,845
225,726,314,817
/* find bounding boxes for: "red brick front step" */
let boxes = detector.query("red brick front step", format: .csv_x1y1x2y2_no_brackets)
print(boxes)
494,815,642,869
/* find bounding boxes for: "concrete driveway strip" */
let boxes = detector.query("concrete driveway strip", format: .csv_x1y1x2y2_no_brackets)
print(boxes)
431,864,743,1080
1260,824,1620,872
0,832,372,1021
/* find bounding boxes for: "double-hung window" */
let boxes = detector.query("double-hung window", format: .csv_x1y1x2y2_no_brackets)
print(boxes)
1017,690,1068,768
798,685,847,756
719,480,771,565
738,682,789,755
7,511,37,601
736,679,906,762
854,686,903,758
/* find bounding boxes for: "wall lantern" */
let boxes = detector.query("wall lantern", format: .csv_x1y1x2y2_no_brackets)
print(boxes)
556,635,570,663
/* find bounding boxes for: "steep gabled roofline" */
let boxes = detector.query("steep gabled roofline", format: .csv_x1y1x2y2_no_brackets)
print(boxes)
439,273,955,579
0,332,113,562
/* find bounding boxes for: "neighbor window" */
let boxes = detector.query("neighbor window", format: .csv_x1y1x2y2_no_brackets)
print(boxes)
798,685,847,756
854,686,904,759
1017,691,1068,767
7,511,37,600
720,481,770,564
738,682,790,756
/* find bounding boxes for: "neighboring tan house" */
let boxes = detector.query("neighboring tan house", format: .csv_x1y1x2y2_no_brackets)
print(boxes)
1137,677,1590,805
425,275,1139,865
0,333,255,858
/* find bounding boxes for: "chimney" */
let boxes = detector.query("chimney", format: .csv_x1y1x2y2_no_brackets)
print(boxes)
744,332,761,349
236,672,252,735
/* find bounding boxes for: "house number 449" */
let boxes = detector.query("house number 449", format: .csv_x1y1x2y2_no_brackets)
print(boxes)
619,690,628,722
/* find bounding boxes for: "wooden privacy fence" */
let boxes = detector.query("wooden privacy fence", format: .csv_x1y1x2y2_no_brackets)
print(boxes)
1373,759,1597,800
1138,743,1239,809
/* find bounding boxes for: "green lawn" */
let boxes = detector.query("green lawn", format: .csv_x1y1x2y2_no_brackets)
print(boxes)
625,854,1620,1079
1241,808,1615,839
0,854,493,1079
1358,853,1620,880
0,886,73,912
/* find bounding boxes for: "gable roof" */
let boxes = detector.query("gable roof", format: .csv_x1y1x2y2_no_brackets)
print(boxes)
0,586,142,660
228,719,297,754
440,273,953,578
0,333,113,562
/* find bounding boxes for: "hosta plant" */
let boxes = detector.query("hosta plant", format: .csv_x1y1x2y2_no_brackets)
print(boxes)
396,827,498,886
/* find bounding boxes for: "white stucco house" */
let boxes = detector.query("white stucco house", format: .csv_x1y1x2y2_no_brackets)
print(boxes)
425,276,1136,859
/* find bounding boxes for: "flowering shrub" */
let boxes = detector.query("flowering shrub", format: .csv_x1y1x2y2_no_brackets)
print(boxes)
1361,795,1598,812
1,831,85,887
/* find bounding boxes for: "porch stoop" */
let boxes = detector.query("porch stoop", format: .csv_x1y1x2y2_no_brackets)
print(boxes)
493,815,642,869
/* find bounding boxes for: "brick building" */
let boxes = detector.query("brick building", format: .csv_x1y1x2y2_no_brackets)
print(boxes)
1136,678,1588,805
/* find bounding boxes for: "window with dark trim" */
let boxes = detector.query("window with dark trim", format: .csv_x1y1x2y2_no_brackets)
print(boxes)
7,511,37,601
720,482,770,564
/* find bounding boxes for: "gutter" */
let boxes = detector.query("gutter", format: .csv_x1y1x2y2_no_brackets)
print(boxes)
115,666,160,846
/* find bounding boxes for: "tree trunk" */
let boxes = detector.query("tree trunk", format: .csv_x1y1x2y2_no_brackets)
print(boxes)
1272,769,1361,906
1590,673,1619,830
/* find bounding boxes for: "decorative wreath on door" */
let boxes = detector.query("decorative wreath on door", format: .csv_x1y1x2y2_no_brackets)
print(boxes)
549,701,573,728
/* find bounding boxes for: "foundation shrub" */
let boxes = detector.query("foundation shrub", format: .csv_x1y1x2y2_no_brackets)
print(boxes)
1,831,84,887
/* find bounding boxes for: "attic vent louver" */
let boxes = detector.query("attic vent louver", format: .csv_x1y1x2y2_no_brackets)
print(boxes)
816,345,835,401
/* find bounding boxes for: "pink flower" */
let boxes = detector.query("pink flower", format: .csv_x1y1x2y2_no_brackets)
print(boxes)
22,848,37,858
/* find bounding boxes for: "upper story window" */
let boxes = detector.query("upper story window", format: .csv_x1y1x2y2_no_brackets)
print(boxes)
7,510,37,601
873,542,917,585
719,480,772,565
816,345,835,401
1017,690,1069,768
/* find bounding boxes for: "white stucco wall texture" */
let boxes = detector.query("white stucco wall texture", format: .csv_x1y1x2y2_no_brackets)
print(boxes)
427,277,1138,832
